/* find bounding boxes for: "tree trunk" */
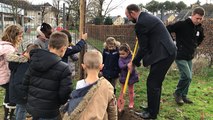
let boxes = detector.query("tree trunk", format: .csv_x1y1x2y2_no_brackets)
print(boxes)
209,57,213,68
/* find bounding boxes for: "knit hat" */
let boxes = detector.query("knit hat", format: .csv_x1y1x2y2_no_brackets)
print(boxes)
40,23,52,39
36,26,46,38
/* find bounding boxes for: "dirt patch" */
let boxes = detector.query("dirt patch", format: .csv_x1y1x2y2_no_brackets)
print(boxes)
118,108,143,120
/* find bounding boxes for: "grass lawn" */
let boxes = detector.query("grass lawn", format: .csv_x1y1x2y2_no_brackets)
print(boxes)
116,67,213,119
86,37,104,51
0,37,212,119
1,65,212,119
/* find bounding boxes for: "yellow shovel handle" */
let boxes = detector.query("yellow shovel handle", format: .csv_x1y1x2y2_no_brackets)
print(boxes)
123,38,138,94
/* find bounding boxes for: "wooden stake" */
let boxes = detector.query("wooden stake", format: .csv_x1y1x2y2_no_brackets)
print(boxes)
79,0,86,79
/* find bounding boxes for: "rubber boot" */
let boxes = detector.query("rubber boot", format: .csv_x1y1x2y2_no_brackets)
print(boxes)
117,84,124,112
3,104,9,120
9,108,16,120
128,85,134,109
5,103,16,120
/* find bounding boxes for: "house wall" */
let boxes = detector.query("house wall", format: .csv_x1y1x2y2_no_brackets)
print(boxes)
25,10,56,29
113,17,125,25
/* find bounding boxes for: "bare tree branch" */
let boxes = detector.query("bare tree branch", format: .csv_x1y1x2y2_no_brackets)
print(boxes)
52,0,60,26
103,0,126,17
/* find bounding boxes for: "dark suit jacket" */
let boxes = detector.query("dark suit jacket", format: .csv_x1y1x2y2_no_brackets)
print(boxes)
133,12,177,67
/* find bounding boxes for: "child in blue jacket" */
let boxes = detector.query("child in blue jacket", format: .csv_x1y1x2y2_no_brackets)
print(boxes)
102,37,120,94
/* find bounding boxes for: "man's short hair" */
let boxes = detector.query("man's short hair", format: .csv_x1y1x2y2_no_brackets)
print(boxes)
192,7,205,16
83,50,102,69
49,32,68,49
126,4,140,13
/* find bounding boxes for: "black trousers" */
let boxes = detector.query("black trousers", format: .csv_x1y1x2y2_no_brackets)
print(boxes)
1,83,9,103
147,53,176,117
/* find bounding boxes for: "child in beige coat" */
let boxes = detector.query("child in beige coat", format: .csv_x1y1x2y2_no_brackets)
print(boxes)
63,50,117,120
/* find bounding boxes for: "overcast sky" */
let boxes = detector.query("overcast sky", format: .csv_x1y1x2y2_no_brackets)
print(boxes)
28,0,208,17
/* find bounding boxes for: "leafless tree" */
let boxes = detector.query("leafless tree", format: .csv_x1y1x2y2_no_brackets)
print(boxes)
52,0,61,26
64,0,80,29
102,0,126,18
63,0,125,26
87,0,126,23
40,3,51,23
7,0,28,25
86,0,100,22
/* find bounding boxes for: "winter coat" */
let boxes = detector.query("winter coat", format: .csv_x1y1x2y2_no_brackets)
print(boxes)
34,38,48,50
23,49,72,118
133,12,177,67
167,18,204,60
102,48,120,80
63,77,117,120
119,54,139,85
0,41,15,85
9,57,29,104
62,39,86,63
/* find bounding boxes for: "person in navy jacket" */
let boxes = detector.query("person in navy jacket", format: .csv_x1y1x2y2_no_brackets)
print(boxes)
102,37,120,94
60,30,87,63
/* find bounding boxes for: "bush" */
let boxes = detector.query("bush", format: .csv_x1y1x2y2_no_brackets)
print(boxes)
193,57,209,76
94,17,103,25
104,16,113,25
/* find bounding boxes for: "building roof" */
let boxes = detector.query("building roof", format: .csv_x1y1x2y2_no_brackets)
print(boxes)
175,9,192,21
29,3,52,11
0,0,55,11
0,0,30,9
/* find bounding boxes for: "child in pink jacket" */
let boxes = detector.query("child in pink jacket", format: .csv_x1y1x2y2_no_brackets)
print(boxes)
0,24,26,119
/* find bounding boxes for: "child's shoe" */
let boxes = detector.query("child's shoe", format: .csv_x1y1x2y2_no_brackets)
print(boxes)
129,95,134,109
129,93,134,109
129,104,134,109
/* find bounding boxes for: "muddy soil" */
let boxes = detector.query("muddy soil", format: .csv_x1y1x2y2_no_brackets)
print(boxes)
118,108,143,120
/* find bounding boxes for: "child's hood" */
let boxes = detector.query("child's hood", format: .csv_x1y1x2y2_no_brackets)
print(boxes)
103,40,121,49
0,41,15,56
29,49,61,72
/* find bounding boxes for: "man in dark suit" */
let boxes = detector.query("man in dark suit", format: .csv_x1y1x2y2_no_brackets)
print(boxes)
125,4,177,119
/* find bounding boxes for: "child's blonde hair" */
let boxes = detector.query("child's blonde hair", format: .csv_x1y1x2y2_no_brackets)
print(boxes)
1,24,23,47
103,37,120,49
83,50,102,69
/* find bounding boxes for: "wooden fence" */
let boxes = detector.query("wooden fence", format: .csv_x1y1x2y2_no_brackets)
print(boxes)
86,24,137,49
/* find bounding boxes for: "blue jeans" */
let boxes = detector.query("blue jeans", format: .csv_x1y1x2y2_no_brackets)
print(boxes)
15,104,27,120
175,60,192,97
